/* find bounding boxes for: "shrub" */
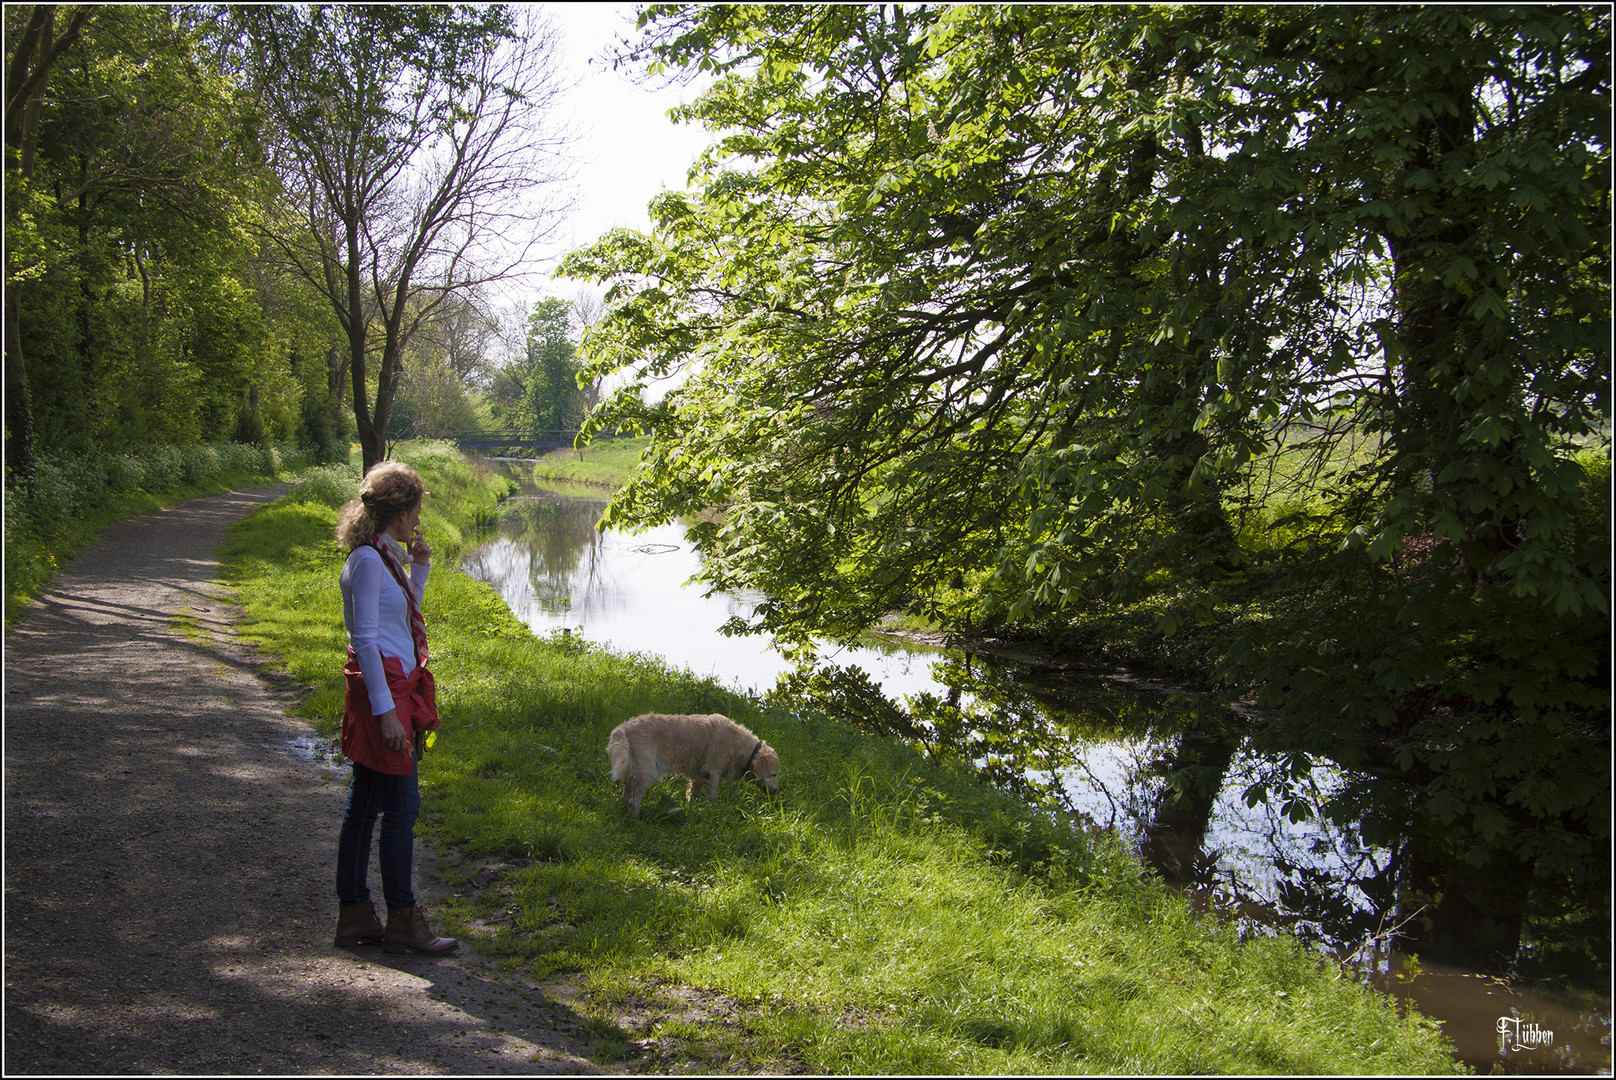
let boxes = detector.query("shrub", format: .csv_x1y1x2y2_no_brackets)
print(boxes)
31,452,108,520
4,483,34,540
274,441,313,473
105,454,147,495
215,441,260,475
288,463,363,508
182,443,221,485
139,445,184,491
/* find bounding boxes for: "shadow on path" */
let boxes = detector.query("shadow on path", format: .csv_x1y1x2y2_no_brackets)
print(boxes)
4,487,602,1074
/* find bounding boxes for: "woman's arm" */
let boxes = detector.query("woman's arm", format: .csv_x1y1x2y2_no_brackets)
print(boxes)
345,550,399,716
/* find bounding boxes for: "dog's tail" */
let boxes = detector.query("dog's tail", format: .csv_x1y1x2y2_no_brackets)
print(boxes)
606,728,631,783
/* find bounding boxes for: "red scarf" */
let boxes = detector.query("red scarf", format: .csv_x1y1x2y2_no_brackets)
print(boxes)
369,534,428,667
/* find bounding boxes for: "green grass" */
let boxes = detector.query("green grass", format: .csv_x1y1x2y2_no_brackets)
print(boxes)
524,436,648,489
214,441,1463,1075
393,440,519,543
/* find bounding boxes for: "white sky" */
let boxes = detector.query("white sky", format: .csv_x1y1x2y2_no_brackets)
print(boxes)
540,3,715,302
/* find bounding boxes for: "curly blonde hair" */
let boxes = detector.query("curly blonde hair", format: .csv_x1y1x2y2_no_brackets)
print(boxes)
335,461,425,550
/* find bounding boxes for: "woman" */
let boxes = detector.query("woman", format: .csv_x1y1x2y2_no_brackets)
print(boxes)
331,461,456,955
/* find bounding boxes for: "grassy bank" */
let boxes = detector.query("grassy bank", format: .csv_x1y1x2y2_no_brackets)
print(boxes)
520,436,647,488
214,441,1460,1074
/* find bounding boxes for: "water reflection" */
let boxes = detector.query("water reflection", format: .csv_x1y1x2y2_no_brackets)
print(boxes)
460,468,1611,1074
459,484,944,697
897,656,1394,954
799,656,1612,1075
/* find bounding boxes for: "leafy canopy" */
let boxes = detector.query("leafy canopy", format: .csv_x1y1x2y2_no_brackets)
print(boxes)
566,4,1609,647
564,6,1610,894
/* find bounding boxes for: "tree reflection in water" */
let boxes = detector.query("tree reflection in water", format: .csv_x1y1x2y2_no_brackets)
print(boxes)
777,654,1611,1073
463,471,1610,1073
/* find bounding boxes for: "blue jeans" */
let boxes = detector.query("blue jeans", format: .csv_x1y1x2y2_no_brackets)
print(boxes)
335,760,420,911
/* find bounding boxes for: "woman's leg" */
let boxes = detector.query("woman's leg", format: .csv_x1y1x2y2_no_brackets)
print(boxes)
369,758,456,955
335,763,383,905
376,759,421,912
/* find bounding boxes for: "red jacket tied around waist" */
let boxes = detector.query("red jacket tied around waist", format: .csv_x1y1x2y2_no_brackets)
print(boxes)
341,650,438,775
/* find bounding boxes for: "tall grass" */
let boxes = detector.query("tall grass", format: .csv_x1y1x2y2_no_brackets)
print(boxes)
393,440,517,558
215,443,1462,1075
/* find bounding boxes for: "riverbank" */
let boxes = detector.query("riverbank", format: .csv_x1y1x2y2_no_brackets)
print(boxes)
216,442,1462,1073
519,436,648,489
507,438,1610,993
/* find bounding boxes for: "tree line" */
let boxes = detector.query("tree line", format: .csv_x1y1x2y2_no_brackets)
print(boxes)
4,3,593,484
7,2,1608,973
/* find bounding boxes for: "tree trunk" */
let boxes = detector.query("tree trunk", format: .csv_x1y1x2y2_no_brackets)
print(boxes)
351,348,381,473
4,5,96,481
353,334,405,474
1139,728,1238,886
340,229,383,472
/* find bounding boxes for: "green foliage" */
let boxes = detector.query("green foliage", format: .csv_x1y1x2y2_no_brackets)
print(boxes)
217,444,1462,1074
387,347,481,440
572,4,1608,638
284,462,365,510
565,2,1611,906
11,4,287,460
1222,458,1611,890
513,297,586,435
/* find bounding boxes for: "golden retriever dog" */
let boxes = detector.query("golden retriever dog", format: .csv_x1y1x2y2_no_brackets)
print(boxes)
607,712,780,818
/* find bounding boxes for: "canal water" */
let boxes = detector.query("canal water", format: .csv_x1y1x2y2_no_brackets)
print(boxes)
459,466,1611,1074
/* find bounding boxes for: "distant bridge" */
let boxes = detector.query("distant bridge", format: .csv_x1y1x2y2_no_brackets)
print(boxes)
448,429,580,453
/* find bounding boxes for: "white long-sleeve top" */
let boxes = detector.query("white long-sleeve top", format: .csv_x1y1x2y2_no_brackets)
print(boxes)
341,544,430,716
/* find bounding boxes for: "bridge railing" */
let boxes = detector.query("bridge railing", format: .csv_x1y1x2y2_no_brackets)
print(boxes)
447,430,580,450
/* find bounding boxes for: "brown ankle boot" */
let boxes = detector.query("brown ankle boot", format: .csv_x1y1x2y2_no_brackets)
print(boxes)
334,900,386,946
384,904,458,955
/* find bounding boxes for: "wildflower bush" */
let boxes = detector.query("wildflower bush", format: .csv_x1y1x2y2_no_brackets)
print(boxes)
284,462,364,509
29,452,109,521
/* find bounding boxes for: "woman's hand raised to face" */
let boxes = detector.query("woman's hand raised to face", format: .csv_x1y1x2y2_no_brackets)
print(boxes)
408,527,431,567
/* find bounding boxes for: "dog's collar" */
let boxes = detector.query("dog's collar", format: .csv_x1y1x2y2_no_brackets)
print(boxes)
744,739,763,772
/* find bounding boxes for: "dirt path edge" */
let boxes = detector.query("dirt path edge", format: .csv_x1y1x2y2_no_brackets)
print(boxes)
4,486,605,1075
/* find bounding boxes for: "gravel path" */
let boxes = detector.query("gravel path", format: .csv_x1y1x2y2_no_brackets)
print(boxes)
4,487,604,1074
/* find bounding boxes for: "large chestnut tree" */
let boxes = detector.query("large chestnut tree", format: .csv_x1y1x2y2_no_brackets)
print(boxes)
566,4,1610,960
